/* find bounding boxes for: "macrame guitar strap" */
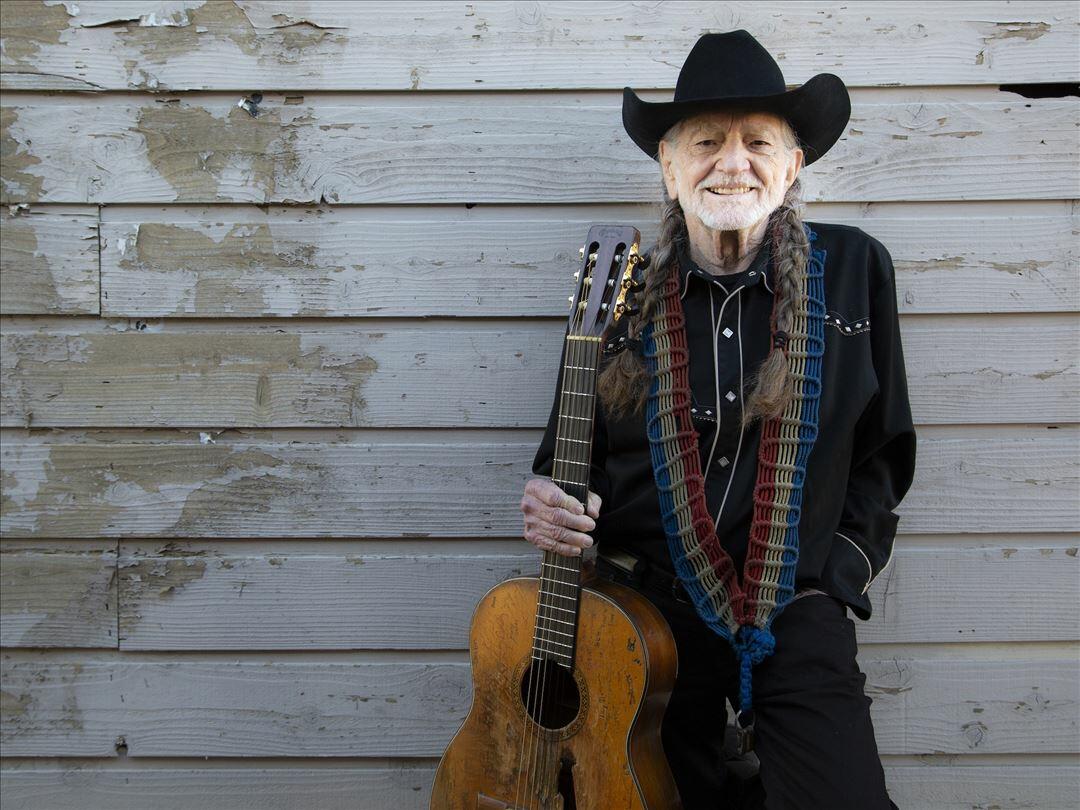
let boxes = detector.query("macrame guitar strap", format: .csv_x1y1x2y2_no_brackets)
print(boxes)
641,223,826,740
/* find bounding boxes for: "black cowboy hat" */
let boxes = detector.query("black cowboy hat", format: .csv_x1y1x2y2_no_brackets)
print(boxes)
623,30,850,165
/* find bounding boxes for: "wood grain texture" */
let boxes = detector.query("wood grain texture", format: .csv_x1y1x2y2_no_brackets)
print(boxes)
0,541,117,648
3,99,1076,204
2,764,1078,810
1,654,1075,757
97,207,1080,317
1,1,1075,90
96,544,1080,651
2,316,1076,427
0,207,99,315
2,428,1076,538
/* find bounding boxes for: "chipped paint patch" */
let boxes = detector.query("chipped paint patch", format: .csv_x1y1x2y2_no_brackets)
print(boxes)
0,661,85,737
135,104,294,202
0,1,70,68
0,443,314,537
113,221,344,316
1,328,380,427
0,547,117,647
983,21,1051,43
119,544,209,624
1,108,46,202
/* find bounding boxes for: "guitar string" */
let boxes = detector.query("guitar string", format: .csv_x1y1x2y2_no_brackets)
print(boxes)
520,321,580,807
517,333,575,807
536,310,592,804
515,331,576,808
535,333,584,804
557,335,593,797
545,335,586,805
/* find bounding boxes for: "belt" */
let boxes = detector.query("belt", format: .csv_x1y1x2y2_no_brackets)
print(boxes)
596,548,692,604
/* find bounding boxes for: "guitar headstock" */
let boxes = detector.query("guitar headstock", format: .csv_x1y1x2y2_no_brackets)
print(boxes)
567,225,646,338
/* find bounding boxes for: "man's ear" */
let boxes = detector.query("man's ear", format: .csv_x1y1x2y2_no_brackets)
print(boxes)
658,140,678,201
786,147,805,189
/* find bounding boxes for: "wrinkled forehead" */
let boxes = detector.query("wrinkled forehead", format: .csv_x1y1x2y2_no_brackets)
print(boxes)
679,108,788,138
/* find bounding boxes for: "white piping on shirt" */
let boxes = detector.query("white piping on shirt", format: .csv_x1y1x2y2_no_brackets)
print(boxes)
680,265,693,301
704,282,746,474
864,537,896,595
715,292,747,525
836,530,876,594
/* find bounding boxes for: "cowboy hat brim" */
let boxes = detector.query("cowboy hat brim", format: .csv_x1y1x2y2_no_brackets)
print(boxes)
622,73,850,166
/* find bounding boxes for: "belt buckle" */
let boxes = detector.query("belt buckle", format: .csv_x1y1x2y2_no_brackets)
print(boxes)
598,548,645,587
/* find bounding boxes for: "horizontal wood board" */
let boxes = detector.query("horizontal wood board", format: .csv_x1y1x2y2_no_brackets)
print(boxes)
2,316,1076,428
1,1,1075,90
1,655,1076,757
2,763,1077,810
96,208,1080,317
2,428,1077,537
3,99,1077,204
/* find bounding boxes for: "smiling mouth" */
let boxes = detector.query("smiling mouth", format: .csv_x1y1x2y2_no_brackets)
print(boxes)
705,186,756,196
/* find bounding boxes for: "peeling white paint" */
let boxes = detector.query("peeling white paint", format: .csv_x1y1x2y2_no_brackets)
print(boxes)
51,0,207,28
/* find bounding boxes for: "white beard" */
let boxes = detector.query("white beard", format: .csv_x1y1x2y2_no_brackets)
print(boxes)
685,186,782,232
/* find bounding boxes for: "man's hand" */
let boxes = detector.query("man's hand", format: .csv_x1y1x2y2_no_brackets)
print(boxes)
520,478,601,557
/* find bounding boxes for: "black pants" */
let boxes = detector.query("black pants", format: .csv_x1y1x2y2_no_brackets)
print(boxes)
595,565,897,810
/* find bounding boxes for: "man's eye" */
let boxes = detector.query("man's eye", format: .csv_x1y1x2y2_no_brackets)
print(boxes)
752,140,770,146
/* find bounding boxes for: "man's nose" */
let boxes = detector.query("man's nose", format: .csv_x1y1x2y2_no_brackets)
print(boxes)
712,140,752,173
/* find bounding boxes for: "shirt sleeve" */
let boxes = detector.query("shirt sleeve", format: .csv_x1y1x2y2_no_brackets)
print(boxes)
531,338,612,507
830,239,918,614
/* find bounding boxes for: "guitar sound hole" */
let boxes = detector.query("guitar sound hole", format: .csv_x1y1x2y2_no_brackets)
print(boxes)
520,658,581,730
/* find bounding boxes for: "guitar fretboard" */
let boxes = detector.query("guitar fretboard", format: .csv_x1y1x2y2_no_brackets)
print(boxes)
533,335,602,669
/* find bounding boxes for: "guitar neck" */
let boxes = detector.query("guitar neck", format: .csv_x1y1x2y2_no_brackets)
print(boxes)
550,335,603,505
534,334,603,670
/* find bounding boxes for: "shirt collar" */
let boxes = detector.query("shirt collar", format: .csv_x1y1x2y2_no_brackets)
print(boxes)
677,238,773,297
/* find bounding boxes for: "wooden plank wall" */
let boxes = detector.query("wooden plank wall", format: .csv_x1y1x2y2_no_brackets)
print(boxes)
2,2,1078,808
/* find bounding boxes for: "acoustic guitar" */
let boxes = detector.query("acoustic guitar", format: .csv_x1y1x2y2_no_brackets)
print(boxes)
430,226,682,810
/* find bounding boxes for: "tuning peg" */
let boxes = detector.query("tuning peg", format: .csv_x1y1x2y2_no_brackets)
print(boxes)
573,270,579,279
579,245,586,258
568,295,574,306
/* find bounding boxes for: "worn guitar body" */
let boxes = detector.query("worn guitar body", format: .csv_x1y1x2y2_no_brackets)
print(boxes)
431,574,681,810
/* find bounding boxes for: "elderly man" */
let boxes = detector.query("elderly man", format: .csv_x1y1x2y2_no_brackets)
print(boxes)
523,31,915,810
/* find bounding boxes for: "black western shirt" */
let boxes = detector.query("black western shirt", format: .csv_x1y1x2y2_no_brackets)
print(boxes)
532,221,917,620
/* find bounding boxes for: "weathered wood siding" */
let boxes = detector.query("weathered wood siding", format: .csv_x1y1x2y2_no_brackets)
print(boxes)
2,2,1077,808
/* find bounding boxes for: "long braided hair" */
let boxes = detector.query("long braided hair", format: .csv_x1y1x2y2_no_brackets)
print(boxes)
597,121,809,430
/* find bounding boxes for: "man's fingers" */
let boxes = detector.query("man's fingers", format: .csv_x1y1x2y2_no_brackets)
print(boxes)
549,505,595,532
525,478,585,516
543,481,584,515
550,523,594,549
586,490,602,519
520,494,594,532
